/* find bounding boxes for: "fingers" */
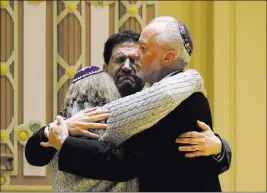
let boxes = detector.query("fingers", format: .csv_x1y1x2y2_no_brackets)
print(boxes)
197,120,211,131
56,116,65,124
176,138,204,145
185,151,207,158
86,109,109,117
79,122,108,130
82,107,98,113
178,145,204,152
50,124,61,134
44,126,49,137
179,131,204,138
87,113,110,122
49,120,58,128
40,142,52,147
80,130,100,139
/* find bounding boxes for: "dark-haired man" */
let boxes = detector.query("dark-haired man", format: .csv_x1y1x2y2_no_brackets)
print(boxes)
103,30,145,97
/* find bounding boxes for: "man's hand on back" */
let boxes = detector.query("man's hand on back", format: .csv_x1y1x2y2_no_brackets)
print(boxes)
176,120,222,158
40,116,69,150
64,107,110,139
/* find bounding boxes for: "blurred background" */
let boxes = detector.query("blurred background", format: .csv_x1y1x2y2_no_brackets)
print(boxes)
0,0,266,192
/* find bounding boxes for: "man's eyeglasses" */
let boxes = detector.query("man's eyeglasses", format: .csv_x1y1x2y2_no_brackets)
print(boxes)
111,53,141,68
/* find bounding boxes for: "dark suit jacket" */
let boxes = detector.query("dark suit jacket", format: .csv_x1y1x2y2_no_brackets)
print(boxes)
25,92,231,191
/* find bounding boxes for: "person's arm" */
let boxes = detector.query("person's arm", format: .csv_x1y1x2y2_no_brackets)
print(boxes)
172,93,231,178
39,116,139,181
58,94,218,182
176,121,232,175
25,126,56,166
57,136,141,181
101,69,203,146
212,134,232,174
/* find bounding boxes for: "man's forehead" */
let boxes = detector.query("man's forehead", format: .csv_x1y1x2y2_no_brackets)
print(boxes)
112,42,138,55
140,24,162,44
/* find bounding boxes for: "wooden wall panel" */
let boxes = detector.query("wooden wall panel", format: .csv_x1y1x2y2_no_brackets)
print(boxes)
46,1,53,124
55,1,84,115
1,0,21,186
118,1,157,33
85,2,91,67
109,3,115,35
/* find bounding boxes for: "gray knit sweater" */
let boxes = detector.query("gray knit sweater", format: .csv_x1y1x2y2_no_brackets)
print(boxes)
101,69,203,146
49,69,203,192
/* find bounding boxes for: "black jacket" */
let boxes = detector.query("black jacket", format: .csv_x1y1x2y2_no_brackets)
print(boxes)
25,93,232,191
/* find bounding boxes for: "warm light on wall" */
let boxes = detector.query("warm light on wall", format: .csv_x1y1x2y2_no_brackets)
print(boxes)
0,0,8,9
66,3,77,13
16,125,34,146
127,7,138,17
18,131,28,142
0,63,9,75
0,176,6,185
0,130,9,143
66,67,77,78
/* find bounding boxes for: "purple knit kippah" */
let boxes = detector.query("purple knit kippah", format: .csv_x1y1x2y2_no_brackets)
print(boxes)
178,21,193,56
73,66,103,83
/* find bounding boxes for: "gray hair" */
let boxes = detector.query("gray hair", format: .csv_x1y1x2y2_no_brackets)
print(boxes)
150,16,191,69
61,71,121,136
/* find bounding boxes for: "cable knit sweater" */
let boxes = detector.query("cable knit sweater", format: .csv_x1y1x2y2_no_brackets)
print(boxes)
49,69,203,192
101,69,203,146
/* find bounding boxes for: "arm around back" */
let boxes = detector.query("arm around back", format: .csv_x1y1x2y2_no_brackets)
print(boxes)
25,126,56,166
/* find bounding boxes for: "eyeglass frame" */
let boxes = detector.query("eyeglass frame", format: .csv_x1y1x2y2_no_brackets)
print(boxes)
110,53,141,69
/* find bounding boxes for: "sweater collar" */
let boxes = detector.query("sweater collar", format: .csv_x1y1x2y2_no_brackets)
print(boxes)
163,69,184,79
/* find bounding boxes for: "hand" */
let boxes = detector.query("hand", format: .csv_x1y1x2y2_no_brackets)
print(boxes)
40,116,69,150
64,107,110,139
176,120,222,158
44,118,62,137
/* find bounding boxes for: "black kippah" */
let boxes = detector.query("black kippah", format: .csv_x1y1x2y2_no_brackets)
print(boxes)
178,21,193,56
